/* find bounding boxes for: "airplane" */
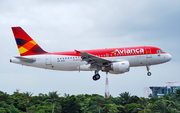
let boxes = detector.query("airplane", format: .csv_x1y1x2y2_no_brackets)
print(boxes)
10,27,172,81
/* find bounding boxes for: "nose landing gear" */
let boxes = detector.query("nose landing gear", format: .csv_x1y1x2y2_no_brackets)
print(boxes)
147,72,151,76
146,65,151,76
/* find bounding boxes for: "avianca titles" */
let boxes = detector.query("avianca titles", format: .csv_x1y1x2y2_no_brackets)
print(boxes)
10,27,172,81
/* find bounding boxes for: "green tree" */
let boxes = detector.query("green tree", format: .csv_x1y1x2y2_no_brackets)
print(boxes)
175,88,180,100
87,95,105,113
134,103,156,113
94,96,105,113
11,91,24,111
79,96,91,112
0,91,9,102
124,103,139,113
102,104,119,113
22,92,33,113
149,96,159,104
0,101,10,113
48,91,60,113
112,97,123,105
28,105,37,113
129,95,140,104
163,93,174,101
119,92,131,105
8,104,20,113
36,105,52,113
0,101,19,113
155,100,172,113
137,109,152,113
60,95,81,113
0,107,10,113
117,105,126,113
138,97,149,109
165,100,180,112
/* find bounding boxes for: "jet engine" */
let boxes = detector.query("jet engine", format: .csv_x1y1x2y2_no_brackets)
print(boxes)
102,61,130,74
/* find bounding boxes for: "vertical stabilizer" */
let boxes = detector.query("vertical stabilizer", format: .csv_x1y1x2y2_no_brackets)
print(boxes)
12,27,47,56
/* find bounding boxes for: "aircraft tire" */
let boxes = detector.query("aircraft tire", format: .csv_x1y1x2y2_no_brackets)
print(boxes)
147,72,151,76
92,74,100,81
92,76,97,81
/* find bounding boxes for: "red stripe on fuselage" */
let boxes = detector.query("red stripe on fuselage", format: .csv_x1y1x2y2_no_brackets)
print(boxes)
43,46,166,57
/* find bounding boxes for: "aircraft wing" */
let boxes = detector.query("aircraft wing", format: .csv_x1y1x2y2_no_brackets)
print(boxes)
15,56,36,62
75,50,112,67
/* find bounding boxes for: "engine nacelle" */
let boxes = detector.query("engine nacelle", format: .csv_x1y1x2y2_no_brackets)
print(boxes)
109,61,130,74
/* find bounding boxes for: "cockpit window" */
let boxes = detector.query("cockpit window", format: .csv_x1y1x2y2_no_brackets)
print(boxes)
157,50,165,53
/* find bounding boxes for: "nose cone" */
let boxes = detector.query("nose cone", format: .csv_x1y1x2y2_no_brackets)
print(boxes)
166,53,172,61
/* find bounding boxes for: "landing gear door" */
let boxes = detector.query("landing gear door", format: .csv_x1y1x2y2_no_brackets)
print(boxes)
145,48,152,58
46,55,52,65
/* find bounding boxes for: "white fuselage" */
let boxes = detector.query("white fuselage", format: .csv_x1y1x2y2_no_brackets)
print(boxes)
10,53,172,72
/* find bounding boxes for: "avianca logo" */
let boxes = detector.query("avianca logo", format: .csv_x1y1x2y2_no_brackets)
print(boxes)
111,48,144,55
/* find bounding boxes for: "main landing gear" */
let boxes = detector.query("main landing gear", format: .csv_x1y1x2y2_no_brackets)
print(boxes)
92,70,100,81
146,65,152,76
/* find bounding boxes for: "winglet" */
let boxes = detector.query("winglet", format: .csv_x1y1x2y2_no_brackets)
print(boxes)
75,50,81,55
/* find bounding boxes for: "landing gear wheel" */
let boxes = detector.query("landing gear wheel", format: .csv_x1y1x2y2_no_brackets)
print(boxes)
146,66,152,76
147,72,151,76
92,74,100,81
92,76,96,80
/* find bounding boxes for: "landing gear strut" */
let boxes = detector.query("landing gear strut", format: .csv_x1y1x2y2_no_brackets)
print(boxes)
146,65,151,76
92,70,100,81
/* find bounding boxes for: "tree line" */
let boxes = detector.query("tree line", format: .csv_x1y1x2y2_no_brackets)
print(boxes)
0,89,180,113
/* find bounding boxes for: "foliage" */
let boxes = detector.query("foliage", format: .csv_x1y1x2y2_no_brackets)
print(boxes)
124,103,139,113
0,90,180,113
48,91,60,113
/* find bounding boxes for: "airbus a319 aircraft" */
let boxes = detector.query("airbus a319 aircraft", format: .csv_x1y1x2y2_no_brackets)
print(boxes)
10,27,172,81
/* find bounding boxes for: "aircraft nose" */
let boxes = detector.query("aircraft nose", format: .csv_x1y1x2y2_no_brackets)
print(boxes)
166,53,172,61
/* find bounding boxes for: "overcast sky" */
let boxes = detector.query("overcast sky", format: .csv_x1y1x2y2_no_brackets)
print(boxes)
0,0,180,97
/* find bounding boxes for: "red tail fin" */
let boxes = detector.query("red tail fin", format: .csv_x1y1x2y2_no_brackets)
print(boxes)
12,27,47,56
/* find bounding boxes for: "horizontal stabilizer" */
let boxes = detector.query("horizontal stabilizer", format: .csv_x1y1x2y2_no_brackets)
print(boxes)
14,56,36,62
